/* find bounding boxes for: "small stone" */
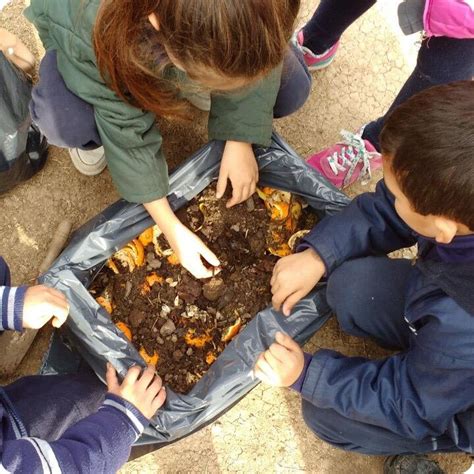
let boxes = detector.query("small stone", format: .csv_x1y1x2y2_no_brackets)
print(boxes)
165,374,173,382
156,336,164,344
171,334,178,343
230,224,240,233
146,252,155,264
186,348,193,356
245,197,255,212
160,319,176,337
152,327,158,333
149,259,162,270
172,350,184,362
129,309,145,328
203,277,225,302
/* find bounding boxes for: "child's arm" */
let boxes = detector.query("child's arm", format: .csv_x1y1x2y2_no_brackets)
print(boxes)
256,300,474,442
1,364,165,474
0,285,68,332
300,180,416,276
271,180,417,315
209,66,282,207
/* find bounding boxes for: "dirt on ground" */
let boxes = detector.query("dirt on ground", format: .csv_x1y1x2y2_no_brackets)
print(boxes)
0,0,472,473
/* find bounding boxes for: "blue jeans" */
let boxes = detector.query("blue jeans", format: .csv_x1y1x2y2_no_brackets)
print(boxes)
302,0,474,151
301,256,460,455
30,49,311,150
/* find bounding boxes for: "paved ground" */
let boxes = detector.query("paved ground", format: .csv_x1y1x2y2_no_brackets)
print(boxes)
1,1,472,472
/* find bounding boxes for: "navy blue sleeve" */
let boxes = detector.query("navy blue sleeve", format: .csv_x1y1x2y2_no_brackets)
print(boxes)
300,180,417,274
1,394,149,473
300,298,474,440
0,286,27,331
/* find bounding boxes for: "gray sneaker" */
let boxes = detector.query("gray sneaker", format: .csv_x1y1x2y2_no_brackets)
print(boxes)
384,455,444,474
68,147,106,176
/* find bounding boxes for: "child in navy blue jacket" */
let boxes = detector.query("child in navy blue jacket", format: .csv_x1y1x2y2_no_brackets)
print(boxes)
255,81,474,459
0,257,166,473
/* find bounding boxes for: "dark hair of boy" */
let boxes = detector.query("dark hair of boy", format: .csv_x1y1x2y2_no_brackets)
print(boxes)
380,80,474,230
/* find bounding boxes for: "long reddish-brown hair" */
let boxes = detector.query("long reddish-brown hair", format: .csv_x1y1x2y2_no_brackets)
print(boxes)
93,0,301,119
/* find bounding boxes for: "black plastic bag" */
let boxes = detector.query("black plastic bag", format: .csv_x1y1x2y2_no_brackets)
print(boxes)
40,133,350,447
0,52,48,194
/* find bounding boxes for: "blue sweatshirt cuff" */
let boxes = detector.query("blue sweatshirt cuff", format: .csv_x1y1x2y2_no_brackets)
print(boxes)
102,393,150,438
0,286,28,332
290,352,313,393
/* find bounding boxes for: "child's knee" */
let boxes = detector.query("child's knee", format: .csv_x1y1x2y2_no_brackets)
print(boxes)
0,257,11,286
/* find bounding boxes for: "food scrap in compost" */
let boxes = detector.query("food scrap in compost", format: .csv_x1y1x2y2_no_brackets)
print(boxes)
90,185,317,393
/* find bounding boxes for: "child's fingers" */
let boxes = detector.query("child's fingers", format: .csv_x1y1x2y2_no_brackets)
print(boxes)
188,259,215,279
151,387,167,413
227,186,243,208
199,243,220,268
254,367,271,384
138,364,156,389
146,377,163,401
268,342,290,362
105,363,120,391
46,287,68,304
272,287,291,312
255,353,276,381
216,168,228,199
123,365,142,386
275,331,300,352
282,290,304,317
262,349,280,369
49,300,69,327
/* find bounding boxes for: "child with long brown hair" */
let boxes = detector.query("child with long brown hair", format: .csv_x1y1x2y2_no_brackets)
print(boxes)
25,0,308,279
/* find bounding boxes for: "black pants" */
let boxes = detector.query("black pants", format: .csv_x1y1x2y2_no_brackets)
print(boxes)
302,0,474,151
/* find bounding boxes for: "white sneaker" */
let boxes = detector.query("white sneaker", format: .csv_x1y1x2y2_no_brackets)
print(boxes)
68,147,106,176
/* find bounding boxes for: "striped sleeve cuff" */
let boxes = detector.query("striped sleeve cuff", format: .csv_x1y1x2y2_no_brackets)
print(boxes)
0,286,27,332
102,394,149,438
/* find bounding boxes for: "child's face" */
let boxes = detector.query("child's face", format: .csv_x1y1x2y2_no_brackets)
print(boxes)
383,158,446,240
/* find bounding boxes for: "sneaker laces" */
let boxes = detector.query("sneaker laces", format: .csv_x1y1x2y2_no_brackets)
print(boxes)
326,128,379,187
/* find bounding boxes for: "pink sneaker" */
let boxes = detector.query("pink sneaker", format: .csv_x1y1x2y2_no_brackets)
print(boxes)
307,129,382,188
293,29,340,71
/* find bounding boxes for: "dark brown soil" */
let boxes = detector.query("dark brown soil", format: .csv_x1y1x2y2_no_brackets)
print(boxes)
90,186,316,393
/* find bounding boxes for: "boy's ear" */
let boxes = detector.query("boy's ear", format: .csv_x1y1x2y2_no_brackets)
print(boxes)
433,217,458,244
148,13,160,31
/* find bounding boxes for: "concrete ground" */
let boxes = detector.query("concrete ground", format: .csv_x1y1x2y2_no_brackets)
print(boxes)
0,0,472,472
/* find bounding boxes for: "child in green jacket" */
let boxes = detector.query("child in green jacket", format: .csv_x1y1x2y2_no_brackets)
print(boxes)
25,0,309,279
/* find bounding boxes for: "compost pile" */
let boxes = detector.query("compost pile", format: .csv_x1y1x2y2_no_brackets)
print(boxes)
90,185,316,393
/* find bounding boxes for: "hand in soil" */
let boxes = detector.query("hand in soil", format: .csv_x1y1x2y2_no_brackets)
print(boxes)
167,223,220,279
106,363,166,419
254,332,304,387
22,285,69,329
217,141,258,208
271,248,326,316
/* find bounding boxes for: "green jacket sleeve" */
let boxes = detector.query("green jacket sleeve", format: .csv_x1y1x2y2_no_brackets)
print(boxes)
25,0,169,203
208,64,282,147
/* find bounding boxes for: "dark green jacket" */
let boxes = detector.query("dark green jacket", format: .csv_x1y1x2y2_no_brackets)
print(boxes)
25,0,282,203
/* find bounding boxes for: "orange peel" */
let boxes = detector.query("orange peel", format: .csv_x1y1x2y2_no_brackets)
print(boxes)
167,253,180,266
206,352,217,365
139,347,159,366
268,243,292,258
146,272,164,287
138,227,154,247
185,329,213,348
106,259,120,274
96,291,114,315
115,321,132,341
113,239,145,272
221,318,242,343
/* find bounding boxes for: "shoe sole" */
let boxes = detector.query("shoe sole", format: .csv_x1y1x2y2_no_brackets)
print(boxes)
69,148,107,176
307,54,337,72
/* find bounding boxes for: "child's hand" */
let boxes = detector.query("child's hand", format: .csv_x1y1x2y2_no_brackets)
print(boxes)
271,248,326,316
106,364,166,420
216,141,258,208
22,285,69,329
254,332,304,387
167,223,220,279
